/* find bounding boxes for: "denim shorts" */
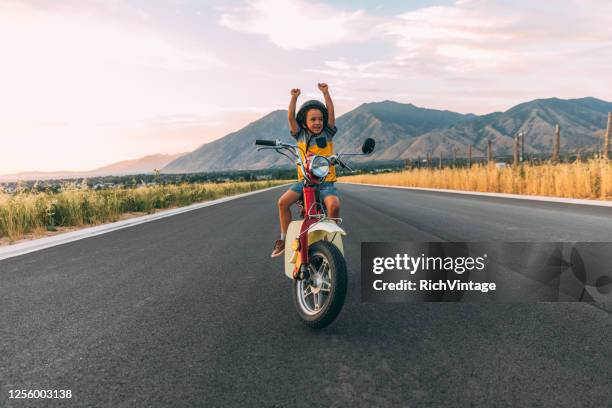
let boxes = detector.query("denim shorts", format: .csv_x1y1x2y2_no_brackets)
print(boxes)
289,181,338,201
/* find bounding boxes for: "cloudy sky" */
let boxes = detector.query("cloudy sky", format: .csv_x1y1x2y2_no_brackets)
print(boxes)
1,0,611,174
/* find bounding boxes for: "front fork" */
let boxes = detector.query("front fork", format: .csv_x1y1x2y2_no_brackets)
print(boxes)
296,218,316,280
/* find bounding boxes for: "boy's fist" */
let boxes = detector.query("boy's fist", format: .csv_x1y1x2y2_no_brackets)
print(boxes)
318,83,329,93
290,88,301,97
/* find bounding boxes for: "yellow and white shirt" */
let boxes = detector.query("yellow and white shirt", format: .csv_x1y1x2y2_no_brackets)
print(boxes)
291,125,338,182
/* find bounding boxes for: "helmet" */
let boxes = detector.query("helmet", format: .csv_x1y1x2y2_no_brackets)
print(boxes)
296,100,328,129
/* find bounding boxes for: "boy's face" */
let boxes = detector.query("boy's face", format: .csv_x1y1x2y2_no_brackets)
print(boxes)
305,109,324,134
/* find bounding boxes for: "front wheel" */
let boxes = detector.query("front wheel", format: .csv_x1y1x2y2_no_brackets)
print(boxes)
292,241,347,329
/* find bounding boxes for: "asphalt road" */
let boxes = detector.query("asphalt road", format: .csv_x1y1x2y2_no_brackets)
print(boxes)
2,184,612,407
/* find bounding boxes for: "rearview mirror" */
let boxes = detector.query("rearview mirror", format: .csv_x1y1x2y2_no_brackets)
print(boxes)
362,138,375,155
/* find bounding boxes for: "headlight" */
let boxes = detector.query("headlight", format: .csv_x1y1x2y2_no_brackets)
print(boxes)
310,155,330,178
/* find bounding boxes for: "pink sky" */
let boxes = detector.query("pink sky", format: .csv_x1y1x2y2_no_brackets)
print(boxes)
1,0,611,174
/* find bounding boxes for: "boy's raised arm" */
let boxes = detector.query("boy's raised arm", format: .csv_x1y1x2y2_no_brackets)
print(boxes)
318,83,335,128
288,88,300,135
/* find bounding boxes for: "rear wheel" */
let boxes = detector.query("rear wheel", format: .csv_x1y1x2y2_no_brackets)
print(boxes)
292,241,347,329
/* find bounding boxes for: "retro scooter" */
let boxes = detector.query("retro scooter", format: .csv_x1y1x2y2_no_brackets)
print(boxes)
255,137,375,328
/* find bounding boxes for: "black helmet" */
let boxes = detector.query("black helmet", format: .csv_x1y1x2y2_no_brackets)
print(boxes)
296,100,328,129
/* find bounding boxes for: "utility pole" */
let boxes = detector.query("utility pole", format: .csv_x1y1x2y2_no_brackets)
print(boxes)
552,124,560,163
513,134,519,166
468,144,473,167
452,148,458,168
439,151,443,169
426,151,431,167
519,132,525,162
487,140,493,164
604,112,611,161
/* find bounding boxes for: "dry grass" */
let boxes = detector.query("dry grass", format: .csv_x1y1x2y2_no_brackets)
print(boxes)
340,159,612,200
0,180,288,242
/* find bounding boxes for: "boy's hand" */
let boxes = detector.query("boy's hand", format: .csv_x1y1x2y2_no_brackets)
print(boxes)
290,88,301,97
319,83,334,127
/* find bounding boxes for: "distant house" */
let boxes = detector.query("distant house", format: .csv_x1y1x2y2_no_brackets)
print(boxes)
93,182,117,190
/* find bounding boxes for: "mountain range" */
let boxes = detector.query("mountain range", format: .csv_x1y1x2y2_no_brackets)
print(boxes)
0,153,185,182
162,97,612,173
3,97,610,181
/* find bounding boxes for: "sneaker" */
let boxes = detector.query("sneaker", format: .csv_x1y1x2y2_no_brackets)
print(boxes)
270,239,285,258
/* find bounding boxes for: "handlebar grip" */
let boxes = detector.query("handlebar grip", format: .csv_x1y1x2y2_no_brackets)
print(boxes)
255,139,276,146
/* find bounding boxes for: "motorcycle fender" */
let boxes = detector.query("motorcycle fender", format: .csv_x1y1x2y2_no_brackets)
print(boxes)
284,220,303,278
284,220,345,279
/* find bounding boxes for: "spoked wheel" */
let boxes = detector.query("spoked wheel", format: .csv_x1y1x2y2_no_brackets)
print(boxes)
292,241,347,329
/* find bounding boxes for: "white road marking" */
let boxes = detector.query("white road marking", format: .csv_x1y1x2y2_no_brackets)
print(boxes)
0,184,288,262
340,182,612,207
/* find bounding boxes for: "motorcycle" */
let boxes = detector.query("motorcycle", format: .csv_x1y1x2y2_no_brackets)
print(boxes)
255,137,375,329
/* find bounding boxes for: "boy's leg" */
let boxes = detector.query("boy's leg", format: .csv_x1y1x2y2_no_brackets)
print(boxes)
323,195,340,219
278,189,300,235
271,185,301,258
321,182,340,219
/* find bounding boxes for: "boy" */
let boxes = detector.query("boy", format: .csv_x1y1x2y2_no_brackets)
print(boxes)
271,83,340,258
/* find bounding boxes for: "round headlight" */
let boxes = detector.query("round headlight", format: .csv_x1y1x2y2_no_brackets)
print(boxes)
310,155,330,178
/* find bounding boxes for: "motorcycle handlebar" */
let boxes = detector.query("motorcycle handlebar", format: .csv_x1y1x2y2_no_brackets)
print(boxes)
331,156,350,170
255,143,355,171
255,139,277,146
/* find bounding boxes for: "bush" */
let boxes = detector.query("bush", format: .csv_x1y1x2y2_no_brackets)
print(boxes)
0,180,288,242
